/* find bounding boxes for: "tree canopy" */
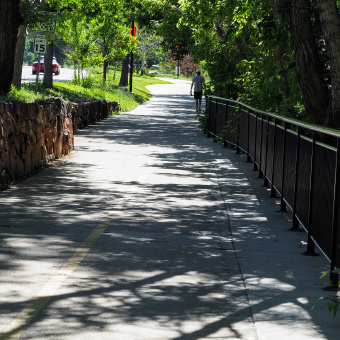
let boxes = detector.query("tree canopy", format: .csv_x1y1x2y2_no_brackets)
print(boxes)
2,0,340,129
151,0,340,128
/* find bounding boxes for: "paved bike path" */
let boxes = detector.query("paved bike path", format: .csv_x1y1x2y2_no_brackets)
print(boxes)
0,79,339,339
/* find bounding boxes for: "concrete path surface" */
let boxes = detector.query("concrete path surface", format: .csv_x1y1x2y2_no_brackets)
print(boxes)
0,79,339,339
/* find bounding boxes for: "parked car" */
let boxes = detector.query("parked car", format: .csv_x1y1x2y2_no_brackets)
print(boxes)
32,57,60,75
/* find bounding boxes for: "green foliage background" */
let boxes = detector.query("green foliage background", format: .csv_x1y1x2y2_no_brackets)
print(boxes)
156,0,306,119
17,0,340,123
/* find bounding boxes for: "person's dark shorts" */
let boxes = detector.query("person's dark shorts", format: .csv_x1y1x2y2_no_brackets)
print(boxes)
194,91,202,99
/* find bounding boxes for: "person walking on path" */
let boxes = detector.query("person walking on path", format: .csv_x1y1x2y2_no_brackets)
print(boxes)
190,69,205,111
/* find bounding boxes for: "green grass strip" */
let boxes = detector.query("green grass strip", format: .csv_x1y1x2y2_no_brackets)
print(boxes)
0,70,173,112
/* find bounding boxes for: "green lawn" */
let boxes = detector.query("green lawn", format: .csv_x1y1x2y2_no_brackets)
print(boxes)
1,70,174,112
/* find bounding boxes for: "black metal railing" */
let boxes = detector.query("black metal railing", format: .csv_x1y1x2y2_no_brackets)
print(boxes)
206,95,340,286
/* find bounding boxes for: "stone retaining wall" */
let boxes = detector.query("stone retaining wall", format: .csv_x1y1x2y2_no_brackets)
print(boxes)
0,98,120,188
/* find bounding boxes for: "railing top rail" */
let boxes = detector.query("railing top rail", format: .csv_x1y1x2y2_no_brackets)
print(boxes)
207,95,340,139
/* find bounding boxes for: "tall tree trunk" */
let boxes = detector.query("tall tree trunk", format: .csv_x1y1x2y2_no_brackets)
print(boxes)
103,40,107,83
42,0,53,89
103,59,108,83
315,0,340,129
289,0,330,126
43,40,53,89
13,25,26,89
119,54,129,86
0,0,22,94
141,46,146,75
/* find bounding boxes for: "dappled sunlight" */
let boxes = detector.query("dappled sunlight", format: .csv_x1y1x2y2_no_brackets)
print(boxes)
245,277,296,292
254,301,314,322
1,80,338,339
215,150,340,338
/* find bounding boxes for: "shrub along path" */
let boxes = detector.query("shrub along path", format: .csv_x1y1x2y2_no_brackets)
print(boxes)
0,79,338,339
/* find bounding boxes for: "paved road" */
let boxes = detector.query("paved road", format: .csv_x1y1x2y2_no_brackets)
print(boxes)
0,79,339,339
21,65,84,83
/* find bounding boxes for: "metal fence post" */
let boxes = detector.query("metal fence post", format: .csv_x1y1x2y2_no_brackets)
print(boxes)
330,137,340,287
223,103,228,148
213,99,218,143
280,122,287,212
207,97,212,139
263,116,270,187
258,114,264,179
291,127,301,230
246,109,251,163
224,102,229,148
236,106,241,154
204,96,211,135
270,118,278,198
253,112,258,171
305,132,317,255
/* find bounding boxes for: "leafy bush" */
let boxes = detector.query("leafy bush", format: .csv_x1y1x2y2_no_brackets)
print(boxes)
161,53,200,77
82,75,95,88
314,270,340,318
195,109,208,133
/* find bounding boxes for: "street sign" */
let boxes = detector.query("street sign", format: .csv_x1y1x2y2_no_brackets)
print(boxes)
28,30,56,40
27,11,57,40
34,34,46,54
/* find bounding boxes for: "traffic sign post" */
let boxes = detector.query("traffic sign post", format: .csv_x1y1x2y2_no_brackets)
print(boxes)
35,52,41,93
28,11,57,93
176,61,180,78
34,34,46,93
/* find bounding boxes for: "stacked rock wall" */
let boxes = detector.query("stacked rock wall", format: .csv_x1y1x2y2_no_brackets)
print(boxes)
71,100,120,130
0,98,120,188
